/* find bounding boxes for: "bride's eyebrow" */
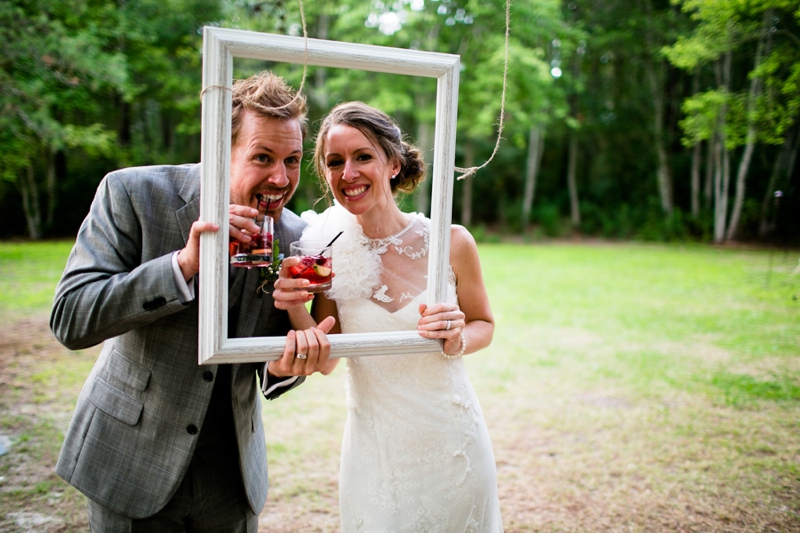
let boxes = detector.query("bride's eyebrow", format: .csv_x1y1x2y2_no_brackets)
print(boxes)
326,146,377,158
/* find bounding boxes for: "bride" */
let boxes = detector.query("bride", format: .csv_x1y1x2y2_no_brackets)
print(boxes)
274,101,503,532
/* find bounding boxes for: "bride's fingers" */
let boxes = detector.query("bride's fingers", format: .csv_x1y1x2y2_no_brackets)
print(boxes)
417,326,463,346
419,302,455,317
417,310,465,329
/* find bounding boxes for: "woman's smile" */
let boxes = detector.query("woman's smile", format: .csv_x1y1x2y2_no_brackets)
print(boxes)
342,184,369,199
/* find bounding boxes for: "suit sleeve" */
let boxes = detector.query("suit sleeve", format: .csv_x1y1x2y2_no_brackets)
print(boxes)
51,172,189,350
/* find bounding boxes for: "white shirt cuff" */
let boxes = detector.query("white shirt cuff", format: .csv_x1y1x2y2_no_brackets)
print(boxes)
261,366,300,397
171,251,195,303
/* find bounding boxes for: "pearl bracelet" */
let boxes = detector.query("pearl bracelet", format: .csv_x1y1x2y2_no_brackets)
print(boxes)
442,332,467,359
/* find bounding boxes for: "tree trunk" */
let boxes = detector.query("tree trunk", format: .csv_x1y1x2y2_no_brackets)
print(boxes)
414,93,434,216
726,141,754,241
713,52,731,243
643,0,673,216
414,24,442,216
726,12,770,241
690,71,701,217
460,139,474,227
704,139,713,209
691,140,701,217
312,9,330,110
651,79,673,215
567,130,580,227
46,147,57,230
19,165,43,240
522,124,545,230
712,130,728,243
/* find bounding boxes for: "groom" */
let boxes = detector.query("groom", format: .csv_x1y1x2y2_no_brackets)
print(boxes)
50,72,332,531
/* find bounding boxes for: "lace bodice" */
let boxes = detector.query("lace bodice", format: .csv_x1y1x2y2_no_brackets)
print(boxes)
300,204,456,319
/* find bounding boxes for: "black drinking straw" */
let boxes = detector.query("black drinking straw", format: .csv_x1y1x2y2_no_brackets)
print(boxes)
323,231,344,251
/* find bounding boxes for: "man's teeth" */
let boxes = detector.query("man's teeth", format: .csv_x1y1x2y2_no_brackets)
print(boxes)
344,186,367,197
261,193,284,202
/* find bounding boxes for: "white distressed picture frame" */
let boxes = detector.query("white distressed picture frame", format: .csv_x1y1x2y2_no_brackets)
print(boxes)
199,27,460,364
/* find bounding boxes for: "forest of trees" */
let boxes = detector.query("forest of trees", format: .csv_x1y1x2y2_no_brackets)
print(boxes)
1,0,798,244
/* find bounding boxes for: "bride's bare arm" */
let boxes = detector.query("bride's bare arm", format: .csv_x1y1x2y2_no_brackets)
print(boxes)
417,225,494,356
311,293,342,335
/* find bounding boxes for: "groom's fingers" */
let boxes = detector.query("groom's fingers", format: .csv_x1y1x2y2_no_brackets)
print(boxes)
268,330,297,378
298,318,334,375
300,329,319,371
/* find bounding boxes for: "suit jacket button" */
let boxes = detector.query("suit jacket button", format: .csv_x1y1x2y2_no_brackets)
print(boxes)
143,297,167,311
203,371,214,382
186,424,198,435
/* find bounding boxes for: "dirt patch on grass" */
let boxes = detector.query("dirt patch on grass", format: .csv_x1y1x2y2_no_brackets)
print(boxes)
0,313,94,533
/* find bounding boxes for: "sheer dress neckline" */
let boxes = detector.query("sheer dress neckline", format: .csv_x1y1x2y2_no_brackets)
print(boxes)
367,216,416,255
367,216,430,313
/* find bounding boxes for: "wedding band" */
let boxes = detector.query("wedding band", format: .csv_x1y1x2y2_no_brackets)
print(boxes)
446,320,451,331
296,353,307,360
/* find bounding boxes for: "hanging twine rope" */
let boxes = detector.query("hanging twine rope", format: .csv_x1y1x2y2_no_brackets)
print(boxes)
200,0,309,113
454,0,511,181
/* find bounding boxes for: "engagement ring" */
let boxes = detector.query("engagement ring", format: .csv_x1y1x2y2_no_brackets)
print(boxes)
296,353,308,360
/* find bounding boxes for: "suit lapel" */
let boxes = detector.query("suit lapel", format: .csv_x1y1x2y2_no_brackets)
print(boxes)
175,164,201,244
175,197,199,249
229,266,247,311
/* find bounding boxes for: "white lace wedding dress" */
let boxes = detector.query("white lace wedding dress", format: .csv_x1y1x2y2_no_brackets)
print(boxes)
302,205,503,533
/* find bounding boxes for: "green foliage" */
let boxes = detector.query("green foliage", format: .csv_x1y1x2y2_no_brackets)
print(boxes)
0,0,224,238
679,89,728,145
1,0,798,244
579,200,713,242
665,0,800,148
0,0,128,166
535,203,566,237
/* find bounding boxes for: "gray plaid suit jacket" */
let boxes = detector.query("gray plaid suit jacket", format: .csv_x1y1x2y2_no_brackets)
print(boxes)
51,163,305,519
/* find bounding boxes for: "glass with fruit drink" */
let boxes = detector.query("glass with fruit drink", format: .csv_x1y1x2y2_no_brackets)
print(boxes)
289,240,333,292
230,215,274,268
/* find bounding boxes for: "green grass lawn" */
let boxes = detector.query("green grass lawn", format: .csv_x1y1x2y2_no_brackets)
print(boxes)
479,243,800,403
0,241,74,314
1,240,799,532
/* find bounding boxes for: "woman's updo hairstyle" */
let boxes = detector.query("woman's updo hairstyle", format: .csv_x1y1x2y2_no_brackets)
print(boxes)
314,102,426,194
